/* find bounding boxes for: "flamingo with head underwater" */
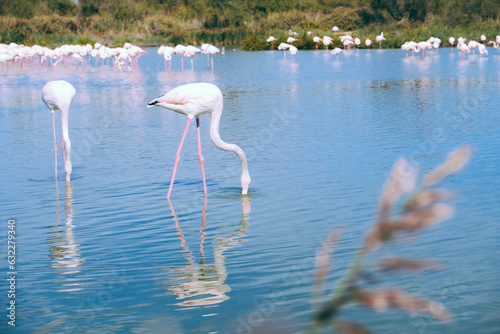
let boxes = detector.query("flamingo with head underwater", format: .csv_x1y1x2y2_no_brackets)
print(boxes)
42,80,76,181
147,83,251,198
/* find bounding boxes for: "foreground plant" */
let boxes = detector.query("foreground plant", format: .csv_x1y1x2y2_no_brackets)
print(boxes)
309,146,471,333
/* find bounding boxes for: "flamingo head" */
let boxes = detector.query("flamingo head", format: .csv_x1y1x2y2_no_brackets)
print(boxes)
241,170,251,195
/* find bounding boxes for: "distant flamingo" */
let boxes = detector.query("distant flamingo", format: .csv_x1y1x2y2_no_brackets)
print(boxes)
401,42,411,57
278,42,292,59
158,45,175,70
457,41,471,59
267,36,277,49
488,41,499,48
174,44,187,70
376,32,385,49
204,45,220,70
407,41,418,56
184,45,201,70
322,36,333,50
449,37,455,49
365,39,372,52
147,83,251,198
354,38,361,50
313,36,322,50
478,44,488,57
42,80,76,181
331,47,343,61
417,41,432,59
467,40,480,54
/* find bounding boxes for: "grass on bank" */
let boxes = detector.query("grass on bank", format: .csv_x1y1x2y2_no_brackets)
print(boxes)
0,13,499,50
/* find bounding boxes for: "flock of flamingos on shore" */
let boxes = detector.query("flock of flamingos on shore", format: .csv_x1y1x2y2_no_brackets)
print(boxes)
0,41,223,71
272,27,500,60
1,26,500,71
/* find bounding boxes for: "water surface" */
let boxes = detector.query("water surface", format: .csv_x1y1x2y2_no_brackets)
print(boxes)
1,47,499,333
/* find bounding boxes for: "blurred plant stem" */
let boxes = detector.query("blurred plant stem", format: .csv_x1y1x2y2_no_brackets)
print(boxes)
307,146,471,334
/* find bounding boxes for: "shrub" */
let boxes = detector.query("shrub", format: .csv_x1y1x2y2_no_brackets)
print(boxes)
241,34,267,51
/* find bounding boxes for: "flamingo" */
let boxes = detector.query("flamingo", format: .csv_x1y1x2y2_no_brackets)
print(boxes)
449,37,455,49
266,36,277,49
313,36,322,50
406,41,418,56
174,44,187,70
488,41,499,48
478,44,488,57
204,44,220,70
354,38,361,49
401,42,411,57
147,83,251,198
376,32,385,49
365,39,372,52
158,45,175,70
331,47,343,61
278,42,291,59
467,40,480,54
332,26,340,32
322,36,333,50
417,41,432,59
184,45,201,70
42,80,76,181
457,41,471,59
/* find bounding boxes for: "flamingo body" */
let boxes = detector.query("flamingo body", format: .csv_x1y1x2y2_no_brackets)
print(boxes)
42,80,76,181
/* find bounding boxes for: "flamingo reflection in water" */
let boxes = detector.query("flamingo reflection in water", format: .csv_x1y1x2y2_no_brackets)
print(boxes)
166,196,251,307
48,180,85,291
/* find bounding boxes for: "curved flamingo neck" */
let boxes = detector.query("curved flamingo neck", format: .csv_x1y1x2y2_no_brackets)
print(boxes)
209,103,250,194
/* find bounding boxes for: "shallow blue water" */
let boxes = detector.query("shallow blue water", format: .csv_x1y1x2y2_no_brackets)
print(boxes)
1,46,500,333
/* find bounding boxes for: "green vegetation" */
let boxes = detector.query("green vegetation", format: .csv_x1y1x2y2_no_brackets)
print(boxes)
0,0,498,48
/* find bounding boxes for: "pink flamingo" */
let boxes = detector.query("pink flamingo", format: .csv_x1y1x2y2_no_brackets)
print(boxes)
147,83,251,198
42,80,76,181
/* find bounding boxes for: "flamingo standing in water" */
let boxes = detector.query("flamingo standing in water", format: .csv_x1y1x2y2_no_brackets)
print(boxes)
457,41,471,59
322,36,333,50
376,32,385,49
278,42,292,59
313,36,322,50
42,80,76,181
331,47,343,61
147,83,251,198
449,37,455,49
267,36,277,49
365,39,372,52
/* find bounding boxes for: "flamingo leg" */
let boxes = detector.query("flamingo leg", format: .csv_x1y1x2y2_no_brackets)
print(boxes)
196,117,207,196
52,111,58,180
168,118,192,198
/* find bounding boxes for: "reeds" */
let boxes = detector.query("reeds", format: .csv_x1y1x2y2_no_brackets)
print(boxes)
308,146,471,333
1,8,498,48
